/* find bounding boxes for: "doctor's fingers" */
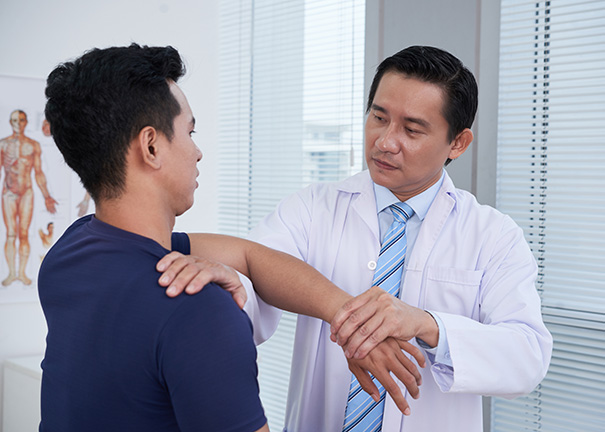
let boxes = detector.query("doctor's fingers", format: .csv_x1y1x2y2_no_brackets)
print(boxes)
347,314,428,362
339,313,388,359
330,286,386,344
335,293,412,355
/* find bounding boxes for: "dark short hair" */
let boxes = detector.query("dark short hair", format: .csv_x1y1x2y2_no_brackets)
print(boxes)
367,45,478,149
45,43,186,201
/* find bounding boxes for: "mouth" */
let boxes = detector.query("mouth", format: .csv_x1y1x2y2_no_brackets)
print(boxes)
372,157,397,170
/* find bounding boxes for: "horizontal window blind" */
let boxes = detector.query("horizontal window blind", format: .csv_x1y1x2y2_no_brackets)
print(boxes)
493,1,605,430
218,1,365,429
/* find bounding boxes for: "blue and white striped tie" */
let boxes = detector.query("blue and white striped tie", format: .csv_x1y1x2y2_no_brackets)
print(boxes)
342,201,414,432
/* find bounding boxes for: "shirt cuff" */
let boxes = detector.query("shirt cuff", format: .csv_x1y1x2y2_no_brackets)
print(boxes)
416,311,453,368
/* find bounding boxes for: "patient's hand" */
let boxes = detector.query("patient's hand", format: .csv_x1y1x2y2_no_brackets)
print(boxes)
347,337,425,416
157,252,247,309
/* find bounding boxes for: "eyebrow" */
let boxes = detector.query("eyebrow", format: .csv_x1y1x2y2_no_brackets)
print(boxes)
371,103,430,129
190,117,196,128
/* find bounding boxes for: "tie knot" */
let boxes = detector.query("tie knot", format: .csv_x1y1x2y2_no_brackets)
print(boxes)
390,202,414,223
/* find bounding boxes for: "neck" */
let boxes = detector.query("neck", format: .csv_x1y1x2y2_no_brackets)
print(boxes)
94,196,175,250
390,171,444,202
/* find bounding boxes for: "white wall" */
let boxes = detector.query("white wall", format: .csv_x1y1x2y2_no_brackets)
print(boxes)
0,1,220,427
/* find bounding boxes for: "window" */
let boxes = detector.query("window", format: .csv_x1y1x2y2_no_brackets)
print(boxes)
493,1,605,430
218,0,365,429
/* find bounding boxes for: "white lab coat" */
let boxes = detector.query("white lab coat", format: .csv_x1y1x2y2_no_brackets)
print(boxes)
246,170,552,432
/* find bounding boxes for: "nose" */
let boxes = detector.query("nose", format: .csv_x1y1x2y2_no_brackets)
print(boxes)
375,124,400,153
196,145,203,162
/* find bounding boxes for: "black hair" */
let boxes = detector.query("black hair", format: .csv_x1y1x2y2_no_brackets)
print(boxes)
45,43,186,201
367,46,478,164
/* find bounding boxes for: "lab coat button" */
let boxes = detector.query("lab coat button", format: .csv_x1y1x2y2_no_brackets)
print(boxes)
368,260,377,270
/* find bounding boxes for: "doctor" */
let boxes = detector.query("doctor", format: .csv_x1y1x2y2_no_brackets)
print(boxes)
161,45,552,431
247,45,552,432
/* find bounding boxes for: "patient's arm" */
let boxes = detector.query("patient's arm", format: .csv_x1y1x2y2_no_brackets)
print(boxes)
159,233,350,323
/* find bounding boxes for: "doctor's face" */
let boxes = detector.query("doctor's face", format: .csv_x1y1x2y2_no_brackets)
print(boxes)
364,72,465,202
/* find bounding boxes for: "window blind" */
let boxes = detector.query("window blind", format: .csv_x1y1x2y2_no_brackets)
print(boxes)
218,1,365,429
492,1,605,430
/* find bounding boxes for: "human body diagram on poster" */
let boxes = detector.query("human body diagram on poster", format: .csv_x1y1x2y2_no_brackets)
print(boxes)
0,75,92,302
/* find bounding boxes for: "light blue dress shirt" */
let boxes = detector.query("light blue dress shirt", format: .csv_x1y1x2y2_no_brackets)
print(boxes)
373,170,453,368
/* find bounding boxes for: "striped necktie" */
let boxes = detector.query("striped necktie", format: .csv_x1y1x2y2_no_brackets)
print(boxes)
341,201,414,432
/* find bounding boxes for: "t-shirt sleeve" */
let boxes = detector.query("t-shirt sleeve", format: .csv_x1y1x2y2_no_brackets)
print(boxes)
157,283,267,432
171,232,191,255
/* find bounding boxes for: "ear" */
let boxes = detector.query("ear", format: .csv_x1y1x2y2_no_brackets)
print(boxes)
136,126,162,169
448,128,473,161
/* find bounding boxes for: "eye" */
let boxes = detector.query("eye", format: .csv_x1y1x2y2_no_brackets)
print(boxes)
373,114,385,122
189,130,197,137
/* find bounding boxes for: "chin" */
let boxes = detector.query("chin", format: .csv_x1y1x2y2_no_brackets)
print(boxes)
176,200,195,217
369,166,395,185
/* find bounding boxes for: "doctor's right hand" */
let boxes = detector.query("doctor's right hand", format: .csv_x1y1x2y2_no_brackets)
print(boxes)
331,286,439,360
347,337,425,416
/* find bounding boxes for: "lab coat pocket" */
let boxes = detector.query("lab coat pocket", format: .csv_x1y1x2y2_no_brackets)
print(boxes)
423,267,483,318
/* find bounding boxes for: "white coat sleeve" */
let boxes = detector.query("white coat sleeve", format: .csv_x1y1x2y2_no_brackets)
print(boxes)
245,188,314,344
240,270,282,345
431,217,553,398
249,188,313,262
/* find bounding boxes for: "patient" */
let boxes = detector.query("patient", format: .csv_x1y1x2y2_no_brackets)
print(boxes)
39,43,273,432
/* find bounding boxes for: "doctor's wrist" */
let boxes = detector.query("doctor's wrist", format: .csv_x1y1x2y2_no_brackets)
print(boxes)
416,310,439,348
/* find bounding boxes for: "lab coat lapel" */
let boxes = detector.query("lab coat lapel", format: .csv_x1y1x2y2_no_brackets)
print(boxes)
337,171,380,245
401,172,457,309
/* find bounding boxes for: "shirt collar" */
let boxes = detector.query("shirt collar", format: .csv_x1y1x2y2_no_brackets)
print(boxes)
373,169,445,221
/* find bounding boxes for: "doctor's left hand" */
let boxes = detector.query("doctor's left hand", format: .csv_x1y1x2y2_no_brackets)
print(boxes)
331,286,439,359
157,252,247,309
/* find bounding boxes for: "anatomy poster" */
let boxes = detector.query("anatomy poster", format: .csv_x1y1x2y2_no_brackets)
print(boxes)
0,75,92,303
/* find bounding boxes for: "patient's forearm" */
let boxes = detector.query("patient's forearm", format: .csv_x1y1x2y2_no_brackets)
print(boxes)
187,233,351,322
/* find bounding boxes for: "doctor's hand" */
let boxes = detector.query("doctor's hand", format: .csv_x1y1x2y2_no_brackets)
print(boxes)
331,286,439,360
347,337,425,416
157,252,247,309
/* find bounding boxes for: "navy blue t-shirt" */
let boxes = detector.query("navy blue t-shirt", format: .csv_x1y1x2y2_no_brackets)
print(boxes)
38,215,266,432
